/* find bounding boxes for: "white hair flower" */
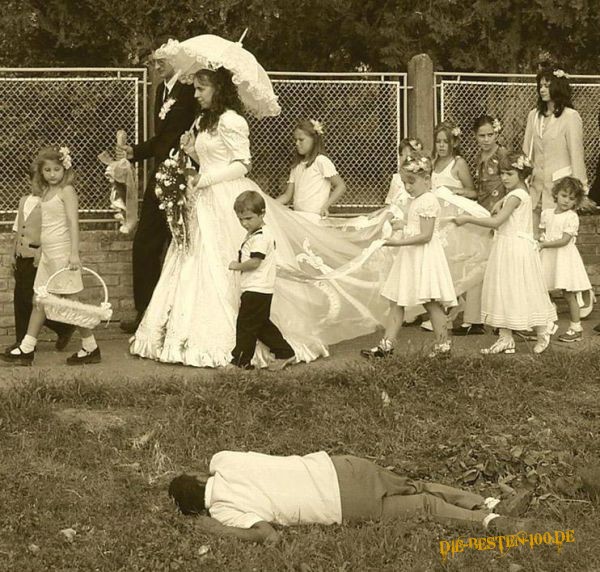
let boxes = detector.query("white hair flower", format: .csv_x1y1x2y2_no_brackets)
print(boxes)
403,156,430,173
492,118,502,133
58,146,72,170
309,119,324,135
409,139,422,151
511,154,532,171
553,69,569,79
451,126,461,137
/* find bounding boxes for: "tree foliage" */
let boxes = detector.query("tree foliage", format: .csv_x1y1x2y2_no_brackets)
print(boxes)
1,0,598,73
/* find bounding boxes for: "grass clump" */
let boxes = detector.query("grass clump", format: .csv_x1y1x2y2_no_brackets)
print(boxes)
0,352,598,571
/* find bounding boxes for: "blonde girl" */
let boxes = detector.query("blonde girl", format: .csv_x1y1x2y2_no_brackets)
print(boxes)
1,147,101,366
361,151,457,359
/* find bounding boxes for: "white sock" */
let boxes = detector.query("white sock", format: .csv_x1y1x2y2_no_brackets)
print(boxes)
569,321,582,332
483,513,501,529
13,334,37,354
483,497,501,510
379,338,394,351
79,335,98,357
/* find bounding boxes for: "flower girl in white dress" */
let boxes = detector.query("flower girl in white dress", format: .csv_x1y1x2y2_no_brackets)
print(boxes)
361,151,457,359
453,152,557,354
538,177,592,343
276,119,346,223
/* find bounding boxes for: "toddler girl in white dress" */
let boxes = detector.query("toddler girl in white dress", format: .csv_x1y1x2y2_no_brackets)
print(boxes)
539,177,592,342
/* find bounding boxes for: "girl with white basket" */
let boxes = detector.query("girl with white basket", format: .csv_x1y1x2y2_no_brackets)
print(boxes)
1,147,112,366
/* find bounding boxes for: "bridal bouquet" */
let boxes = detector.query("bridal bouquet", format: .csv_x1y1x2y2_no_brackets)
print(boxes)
155,151,189,251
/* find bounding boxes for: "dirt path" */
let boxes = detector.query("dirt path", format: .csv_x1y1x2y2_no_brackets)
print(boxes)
1,310,598,388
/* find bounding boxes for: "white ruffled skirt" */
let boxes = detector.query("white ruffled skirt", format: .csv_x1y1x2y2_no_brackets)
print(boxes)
130,176,388,368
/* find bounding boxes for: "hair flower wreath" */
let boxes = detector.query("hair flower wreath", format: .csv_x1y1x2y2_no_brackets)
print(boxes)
409,139,422,151
553,69,569,79
511,154,532,171
403,155,430,174
58,146,72,170
310,119,324,135
492,118,502,133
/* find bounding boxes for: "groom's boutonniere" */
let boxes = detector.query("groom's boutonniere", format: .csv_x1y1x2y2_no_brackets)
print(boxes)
159,97,176,120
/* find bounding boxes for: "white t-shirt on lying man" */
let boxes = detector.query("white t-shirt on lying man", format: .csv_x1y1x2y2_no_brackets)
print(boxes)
205,450,343,528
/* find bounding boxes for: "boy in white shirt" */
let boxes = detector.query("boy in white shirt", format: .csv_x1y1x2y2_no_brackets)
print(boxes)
228,191,296,371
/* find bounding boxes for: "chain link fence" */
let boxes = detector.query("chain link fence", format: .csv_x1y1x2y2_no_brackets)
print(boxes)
0,68,146,223
435,73,600,180
250,74,407,208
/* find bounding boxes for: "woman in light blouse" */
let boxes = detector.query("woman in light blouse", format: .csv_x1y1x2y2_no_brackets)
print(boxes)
523,67,587,217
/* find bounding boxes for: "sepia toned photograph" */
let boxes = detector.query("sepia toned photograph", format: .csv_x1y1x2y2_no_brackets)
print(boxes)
0,2,598,570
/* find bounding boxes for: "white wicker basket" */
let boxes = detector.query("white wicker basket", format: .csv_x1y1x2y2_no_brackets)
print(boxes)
34,267,113,328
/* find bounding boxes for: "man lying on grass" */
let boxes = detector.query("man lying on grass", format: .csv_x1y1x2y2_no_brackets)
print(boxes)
168,450,533,544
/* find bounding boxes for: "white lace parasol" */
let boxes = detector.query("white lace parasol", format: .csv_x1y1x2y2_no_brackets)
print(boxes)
156,33,280,119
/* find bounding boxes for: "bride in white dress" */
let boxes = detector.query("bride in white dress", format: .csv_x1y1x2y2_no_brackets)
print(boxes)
130,41,388,368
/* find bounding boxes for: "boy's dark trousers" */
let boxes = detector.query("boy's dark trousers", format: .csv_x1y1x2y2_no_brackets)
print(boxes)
13,256,71,343
231,291,295,368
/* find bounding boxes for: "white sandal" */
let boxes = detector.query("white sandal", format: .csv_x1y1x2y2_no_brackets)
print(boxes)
481,339,515,355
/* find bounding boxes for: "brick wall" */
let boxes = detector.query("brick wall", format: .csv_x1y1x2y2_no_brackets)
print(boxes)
0,227,134,339
0,216,599,341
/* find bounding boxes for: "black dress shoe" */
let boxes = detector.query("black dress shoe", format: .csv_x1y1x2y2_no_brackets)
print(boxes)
0,346,34,366
451,324,486,336
360,346,394,358
55,325,76,351
593,323,600,334
120,318,141,334
66,347,101,365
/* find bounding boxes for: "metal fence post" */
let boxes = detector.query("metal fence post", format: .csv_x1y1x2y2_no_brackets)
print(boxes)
408,54,435,153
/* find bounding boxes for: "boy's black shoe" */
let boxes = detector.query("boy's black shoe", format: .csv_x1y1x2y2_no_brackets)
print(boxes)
0,346,34,366
55,325,76,351
451,324,486,336
66,347,101,365
593,323,600,334
360,346,394,358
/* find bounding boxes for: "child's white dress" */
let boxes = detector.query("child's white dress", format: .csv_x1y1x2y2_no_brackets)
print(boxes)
381,192,457,307
539,209,592,292
288,154,337,223
481,188,556,329
34,194,83,294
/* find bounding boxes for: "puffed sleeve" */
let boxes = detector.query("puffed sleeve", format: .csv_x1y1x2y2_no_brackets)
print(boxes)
565,109,588,191
563,210,579,236
218,111,252,164
314,155,338,178
510,188,528,204
414,193,440,218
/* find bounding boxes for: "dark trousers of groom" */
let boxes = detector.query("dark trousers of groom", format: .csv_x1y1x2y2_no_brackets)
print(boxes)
130,81,196,317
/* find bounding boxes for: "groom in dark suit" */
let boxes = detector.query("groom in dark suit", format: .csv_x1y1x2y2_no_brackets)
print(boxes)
118,41,197,333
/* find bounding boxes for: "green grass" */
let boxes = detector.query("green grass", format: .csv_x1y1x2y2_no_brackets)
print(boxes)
0,352,599,571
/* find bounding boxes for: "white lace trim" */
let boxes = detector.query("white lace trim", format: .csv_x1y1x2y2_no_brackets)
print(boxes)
160,37,281,119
